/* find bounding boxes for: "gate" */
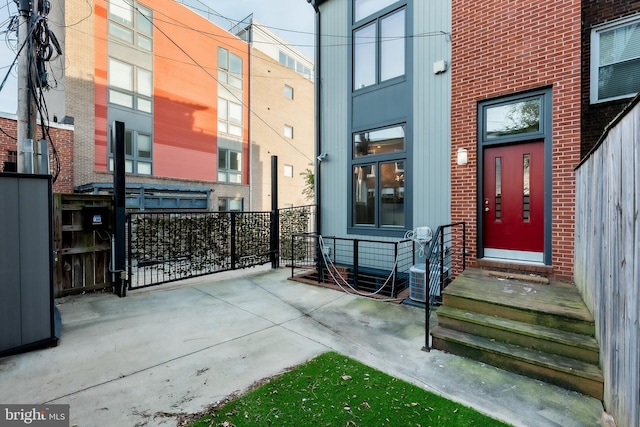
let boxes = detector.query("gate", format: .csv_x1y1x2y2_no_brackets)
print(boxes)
127,211,272,289
126,205,316,289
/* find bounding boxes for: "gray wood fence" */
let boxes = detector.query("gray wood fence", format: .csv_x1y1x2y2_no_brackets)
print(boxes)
574,96,640,427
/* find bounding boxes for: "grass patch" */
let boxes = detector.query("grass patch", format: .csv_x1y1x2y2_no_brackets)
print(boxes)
186,351,511,427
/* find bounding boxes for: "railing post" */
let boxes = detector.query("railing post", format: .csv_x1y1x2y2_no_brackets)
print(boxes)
270,210,280,269
353,239,359,290
393,241,399,298
422,257,431,352
439,228,445,296
127,213,132,290
230,212,237,270
462,222,466,270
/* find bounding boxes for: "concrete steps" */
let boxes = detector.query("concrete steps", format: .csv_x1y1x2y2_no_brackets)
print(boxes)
430,268,603,400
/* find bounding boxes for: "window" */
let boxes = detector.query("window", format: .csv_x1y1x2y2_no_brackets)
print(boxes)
284,85,294,100
218,197,243,212
218,47,243,89
108,58,153,112
218,98,243,137
278,51,312,80
284,125,294,139
108,1,152,51
352,125,405,228
218,148,242,183
591,17,640,103
353,7,405,90
354,0,397,22
284,164,294,177
482,96,542,141
108,128,152,175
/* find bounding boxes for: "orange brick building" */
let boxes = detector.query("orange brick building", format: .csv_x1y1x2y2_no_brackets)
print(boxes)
46,0,251,209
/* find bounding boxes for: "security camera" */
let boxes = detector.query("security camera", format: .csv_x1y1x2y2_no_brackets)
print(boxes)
317,152,328,162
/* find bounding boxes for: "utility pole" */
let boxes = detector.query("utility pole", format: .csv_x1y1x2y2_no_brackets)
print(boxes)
17,0,39,174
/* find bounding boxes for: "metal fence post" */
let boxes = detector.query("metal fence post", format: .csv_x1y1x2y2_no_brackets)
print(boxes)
230,212,237,270
423,257,431,352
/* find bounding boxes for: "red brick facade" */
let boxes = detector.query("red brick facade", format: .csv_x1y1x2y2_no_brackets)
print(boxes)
0,115,74,193
581,1,640,155
451,0,582,279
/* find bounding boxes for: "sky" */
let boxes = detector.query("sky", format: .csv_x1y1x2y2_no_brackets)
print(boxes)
0,0,316,114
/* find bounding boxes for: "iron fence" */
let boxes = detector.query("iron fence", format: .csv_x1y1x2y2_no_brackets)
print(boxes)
289,234,416,298
126,205,317,289
127,211,271,289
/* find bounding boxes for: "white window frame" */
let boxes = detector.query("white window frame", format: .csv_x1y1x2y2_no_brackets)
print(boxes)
284,124,294,139
284,164,294,177
590,15,640,104
284,84,294,100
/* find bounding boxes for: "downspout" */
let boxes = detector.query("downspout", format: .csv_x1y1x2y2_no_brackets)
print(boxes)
308,0,322,236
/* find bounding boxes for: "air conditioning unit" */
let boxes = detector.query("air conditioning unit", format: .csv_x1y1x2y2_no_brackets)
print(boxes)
409,263,449,303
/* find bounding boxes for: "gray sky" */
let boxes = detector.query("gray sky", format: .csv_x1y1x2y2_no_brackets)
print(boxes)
0,0,315,114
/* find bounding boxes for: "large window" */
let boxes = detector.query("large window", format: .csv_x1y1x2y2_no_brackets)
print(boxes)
218,47,243,89
218,148,242,183
218,98,243,137
108,128,152,175
353,7,405,91
108,1,152,51
591,16,640,103
108,58,152,113
352,125,405,228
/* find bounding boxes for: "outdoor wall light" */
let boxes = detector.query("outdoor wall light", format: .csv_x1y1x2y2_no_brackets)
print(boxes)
457,148,468,166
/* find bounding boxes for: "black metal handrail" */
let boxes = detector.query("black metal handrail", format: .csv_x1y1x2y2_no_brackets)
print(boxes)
422,222,466,352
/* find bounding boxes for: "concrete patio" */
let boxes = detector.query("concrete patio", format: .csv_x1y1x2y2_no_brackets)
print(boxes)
0,266,604,426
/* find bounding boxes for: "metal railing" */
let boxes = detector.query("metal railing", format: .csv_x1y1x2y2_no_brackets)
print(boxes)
289,234,416,298
423,222,466,351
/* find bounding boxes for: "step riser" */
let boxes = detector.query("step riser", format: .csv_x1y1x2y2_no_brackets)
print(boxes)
437,316,599,365
431,335,604,400
443,294,595,336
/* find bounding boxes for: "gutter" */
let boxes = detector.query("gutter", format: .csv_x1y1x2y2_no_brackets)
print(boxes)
308,0,322,235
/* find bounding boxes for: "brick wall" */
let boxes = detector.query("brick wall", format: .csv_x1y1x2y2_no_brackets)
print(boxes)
581,1,640,155
451,0,582,279
0,114,74,193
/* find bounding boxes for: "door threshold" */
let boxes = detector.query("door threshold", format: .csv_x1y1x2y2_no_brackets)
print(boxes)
477,258,553,277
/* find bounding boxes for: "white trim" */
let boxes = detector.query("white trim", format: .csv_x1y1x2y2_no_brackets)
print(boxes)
483,248,544,264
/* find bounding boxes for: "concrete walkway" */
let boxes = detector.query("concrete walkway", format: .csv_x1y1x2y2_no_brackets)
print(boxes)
0,267,604,426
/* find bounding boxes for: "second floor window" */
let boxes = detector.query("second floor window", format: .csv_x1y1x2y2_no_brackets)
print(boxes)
353,7,405,91
218,148,242,183
591,16,640,103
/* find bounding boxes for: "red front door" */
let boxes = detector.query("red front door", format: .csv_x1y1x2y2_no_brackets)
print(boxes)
483,142,544,256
